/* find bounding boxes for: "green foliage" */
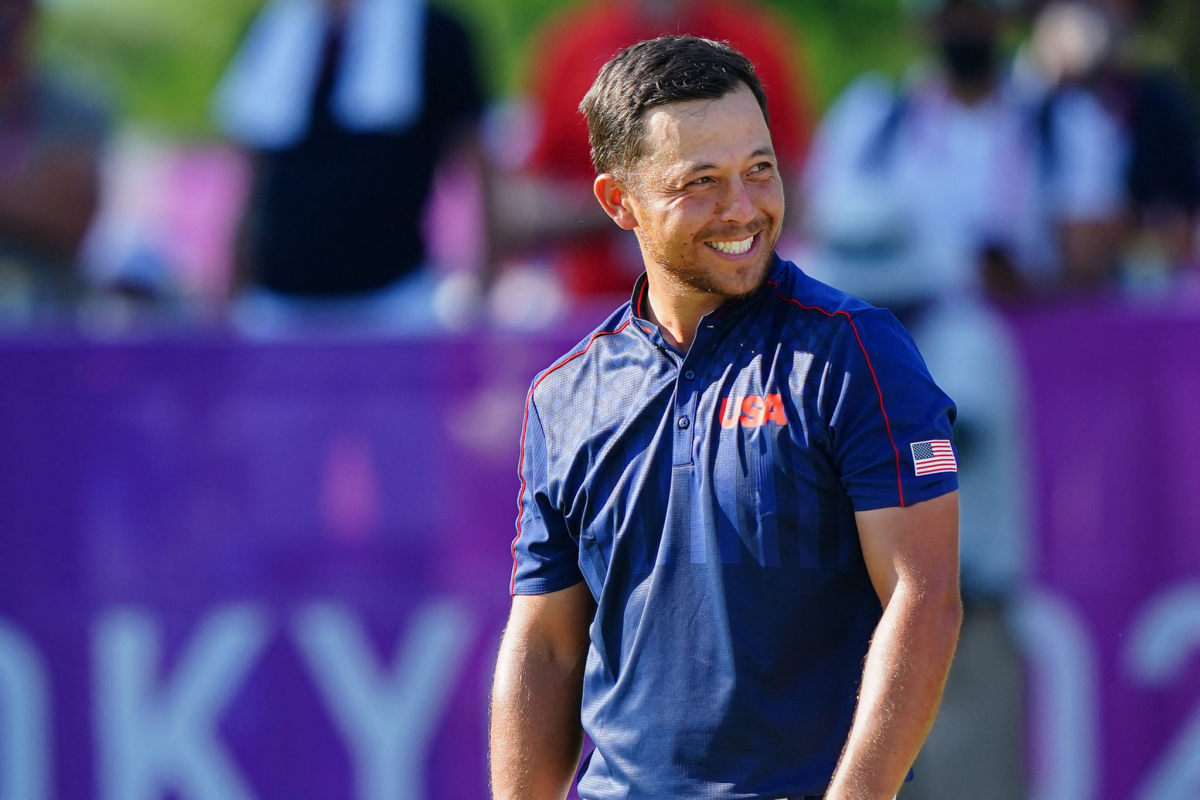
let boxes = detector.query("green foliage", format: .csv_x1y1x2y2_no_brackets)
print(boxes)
40,0,1200,134
412,0,922,106
31,0,938,134
765,0,921,106
38,0,263,135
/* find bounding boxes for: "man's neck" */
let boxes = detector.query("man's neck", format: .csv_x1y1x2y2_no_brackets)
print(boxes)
641,271,724,352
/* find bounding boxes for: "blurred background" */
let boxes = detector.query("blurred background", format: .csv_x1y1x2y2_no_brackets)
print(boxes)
1,0,1198,797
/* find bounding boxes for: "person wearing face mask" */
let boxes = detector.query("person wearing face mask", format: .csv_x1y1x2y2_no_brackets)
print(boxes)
803,0,1126,304
799,1,1128,798
1028,0,1200,292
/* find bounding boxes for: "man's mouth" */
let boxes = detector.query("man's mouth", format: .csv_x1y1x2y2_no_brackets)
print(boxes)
704,234,756,255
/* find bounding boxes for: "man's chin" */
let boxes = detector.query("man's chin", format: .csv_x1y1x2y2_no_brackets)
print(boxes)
701,251,773,300
652,235,777,299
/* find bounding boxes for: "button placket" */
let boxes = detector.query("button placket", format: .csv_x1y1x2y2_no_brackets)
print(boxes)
673,352,702,466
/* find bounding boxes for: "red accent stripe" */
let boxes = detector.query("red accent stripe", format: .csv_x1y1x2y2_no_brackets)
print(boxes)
636,281,647,319
767,280,906,507
510,319,633,595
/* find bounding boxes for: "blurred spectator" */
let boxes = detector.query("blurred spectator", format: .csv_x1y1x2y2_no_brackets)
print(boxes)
0,0,104,326
799,0,1132,797
804,0,1126,303
214,0,491,337
1027,0,1200,291
76,131,255,331
500,0,815,300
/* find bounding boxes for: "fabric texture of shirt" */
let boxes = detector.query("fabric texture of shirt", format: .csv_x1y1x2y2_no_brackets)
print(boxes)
525,0,814,297
511,257,958,799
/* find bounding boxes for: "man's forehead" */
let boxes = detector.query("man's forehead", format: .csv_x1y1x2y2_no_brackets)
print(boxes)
639,88,772,172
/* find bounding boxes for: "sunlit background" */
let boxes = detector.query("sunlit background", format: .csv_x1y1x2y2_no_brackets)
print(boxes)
2,0,1199,798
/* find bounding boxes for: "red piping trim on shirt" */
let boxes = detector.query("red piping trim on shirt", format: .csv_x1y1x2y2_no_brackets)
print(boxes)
510,319,634,595
766,280,906,507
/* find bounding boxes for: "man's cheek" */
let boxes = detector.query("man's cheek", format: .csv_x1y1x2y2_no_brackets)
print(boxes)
750,182,784,212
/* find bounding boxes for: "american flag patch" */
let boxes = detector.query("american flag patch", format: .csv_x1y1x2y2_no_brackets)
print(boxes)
911,439,957,476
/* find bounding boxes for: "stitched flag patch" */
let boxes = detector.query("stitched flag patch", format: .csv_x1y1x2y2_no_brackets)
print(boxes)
911,439,957,476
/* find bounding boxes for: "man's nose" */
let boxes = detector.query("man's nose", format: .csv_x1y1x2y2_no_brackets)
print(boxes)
717,178,756,225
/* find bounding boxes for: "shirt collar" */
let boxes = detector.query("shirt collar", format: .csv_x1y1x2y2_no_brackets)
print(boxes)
628,253,784,332
630,273,651,323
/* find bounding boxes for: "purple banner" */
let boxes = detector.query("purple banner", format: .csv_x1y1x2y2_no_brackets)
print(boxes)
0,301,1198,800
1011,301,1200,800
0,332,583,800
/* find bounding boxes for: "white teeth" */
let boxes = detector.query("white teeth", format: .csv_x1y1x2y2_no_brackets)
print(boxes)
706,235,755,255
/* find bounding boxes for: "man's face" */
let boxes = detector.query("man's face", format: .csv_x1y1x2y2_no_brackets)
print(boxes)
621,85,784,300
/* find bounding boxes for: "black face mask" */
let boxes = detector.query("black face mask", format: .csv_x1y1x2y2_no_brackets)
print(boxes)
939,35,997,85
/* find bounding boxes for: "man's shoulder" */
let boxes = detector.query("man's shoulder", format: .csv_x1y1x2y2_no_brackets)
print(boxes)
767,258,877,324
764,259,923,366
528,304,635,407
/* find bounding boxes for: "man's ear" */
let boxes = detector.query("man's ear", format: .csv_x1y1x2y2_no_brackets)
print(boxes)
594,173,639,231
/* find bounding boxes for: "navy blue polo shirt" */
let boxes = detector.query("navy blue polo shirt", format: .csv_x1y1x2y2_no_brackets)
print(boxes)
511,256,957,800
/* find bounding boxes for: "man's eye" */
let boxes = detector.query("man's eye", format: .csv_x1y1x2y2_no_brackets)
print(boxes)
689,176,714,186
750,162,773,174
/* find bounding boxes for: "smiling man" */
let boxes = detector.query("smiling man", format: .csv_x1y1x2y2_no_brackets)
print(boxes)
490,36,962,800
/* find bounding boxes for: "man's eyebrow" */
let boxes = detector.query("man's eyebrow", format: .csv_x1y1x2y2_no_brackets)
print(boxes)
678,147,778,178
677,161,719,177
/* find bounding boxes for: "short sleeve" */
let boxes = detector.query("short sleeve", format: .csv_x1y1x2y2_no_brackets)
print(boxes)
510,395,584,595
824,308,959,511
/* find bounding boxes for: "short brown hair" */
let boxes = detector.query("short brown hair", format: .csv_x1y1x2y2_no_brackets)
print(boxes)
579,35,770,178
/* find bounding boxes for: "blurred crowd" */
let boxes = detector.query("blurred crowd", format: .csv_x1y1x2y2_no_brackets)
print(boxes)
4,0,1198,335
4,0,1200,795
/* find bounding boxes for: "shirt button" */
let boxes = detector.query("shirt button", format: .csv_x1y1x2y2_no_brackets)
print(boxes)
678,416,690,430
683,369,696,380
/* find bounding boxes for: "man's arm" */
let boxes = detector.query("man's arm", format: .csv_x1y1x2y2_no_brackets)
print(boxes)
490,581,593,800
826,491,962,800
